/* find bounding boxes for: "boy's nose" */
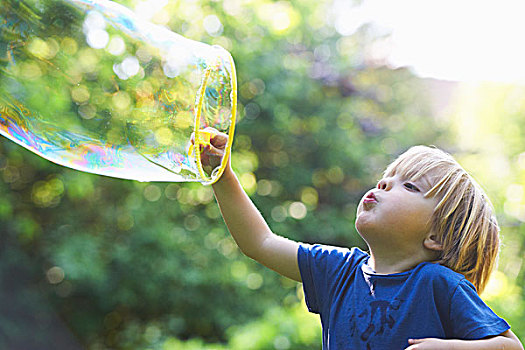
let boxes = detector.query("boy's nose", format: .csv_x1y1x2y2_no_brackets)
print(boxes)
377,178,392,191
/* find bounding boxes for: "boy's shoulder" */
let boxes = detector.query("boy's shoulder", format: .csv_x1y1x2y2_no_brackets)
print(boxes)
414,261,471,292
300,243,369,264
417,261,464,279
298,243,370,278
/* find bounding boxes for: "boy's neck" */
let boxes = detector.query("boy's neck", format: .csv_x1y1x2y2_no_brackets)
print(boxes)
367,248,433,274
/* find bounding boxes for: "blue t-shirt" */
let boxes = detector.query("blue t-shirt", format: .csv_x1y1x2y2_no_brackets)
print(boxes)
298,244,510,350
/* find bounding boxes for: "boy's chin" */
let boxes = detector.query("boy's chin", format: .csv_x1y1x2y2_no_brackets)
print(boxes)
355,219,385,246
355,212,375,234
355,221,373,242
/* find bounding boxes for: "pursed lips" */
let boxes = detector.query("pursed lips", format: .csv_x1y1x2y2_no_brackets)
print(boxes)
362,191,378,204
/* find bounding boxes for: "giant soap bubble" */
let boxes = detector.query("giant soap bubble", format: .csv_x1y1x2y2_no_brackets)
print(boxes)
0,0,237,184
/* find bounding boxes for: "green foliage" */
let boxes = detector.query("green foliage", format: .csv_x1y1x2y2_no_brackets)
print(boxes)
1,0,524,348
160,302,320,350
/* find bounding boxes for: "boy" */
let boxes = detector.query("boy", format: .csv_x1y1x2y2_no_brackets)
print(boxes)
198,132,523,349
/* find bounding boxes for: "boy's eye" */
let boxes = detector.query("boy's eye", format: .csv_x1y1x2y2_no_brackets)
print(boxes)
404,182,420,192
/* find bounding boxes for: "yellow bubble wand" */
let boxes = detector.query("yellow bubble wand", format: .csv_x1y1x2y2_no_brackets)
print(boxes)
189,51,237,185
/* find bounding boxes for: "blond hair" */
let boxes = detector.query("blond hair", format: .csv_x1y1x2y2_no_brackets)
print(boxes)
383,145,499,294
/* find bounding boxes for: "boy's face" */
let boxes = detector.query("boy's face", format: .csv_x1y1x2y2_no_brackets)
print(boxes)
355,173,438,254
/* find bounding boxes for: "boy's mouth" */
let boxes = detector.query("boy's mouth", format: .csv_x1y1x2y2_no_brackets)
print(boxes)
363,192,378,204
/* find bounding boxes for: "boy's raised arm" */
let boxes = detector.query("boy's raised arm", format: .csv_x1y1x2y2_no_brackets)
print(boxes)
212,166,301,282
198,130,301,282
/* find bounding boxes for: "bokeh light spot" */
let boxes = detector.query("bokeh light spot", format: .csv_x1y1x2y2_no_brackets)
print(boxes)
143,184,162,202
46,266,65,284
271,205,287,222
203,15,223,37
107,36,126,55
246,272,263,290
289,202,307,220
71,85,91,104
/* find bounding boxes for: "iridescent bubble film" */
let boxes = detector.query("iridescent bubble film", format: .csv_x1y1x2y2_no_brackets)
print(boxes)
0,0,237,183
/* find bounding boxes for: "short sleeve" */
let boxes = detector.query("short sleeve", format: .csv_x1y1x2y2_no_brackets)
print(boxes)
449,279,510,339
297,244,366,314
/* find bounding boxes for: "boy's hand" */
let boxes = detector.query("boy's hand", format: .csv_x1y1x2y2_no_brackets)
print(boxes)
190,127,229,173
405,332,524,350
405,338,452,349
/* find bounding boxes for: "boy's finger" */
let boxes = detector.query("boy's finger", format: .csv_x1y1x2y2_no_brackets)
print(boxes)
205,144,225,157
210,132,228,147
203,126,219,134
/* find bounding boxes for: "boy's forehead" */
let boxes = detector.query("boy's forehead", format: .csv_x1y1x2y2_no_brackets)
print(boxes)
386,163,443,189
384,146,462,192
415,173,436,191
385,171,435,191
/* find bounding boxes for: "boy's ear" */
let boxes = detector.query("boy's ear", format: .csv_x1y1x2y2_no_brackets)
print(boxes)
424,234,443,251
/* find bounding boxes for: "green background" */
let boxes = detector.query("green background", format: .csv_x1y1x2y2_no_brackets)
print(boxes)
0,0,524,349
